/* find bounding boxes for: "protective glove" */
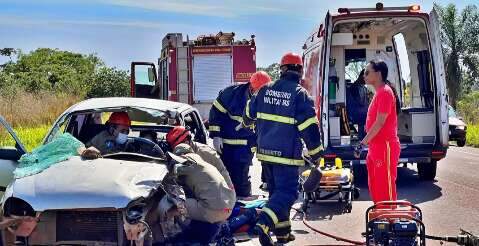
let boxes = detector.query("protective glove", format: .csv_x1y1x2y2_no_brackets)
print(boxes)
354,143,366,159
235,123,244,131
302,157,323,193
213,137,223,154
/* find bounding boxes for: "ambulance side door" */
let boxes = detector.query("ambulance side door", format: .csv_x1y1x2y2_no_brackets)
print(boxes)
320,12,333,148
429,8,449,147
303,16,328,147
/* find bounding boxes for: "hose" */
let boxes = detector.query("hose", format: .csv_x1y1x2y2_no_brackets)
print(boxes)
302,216,365,245
425,234,458,242
426,233,479,246
295,207,366,245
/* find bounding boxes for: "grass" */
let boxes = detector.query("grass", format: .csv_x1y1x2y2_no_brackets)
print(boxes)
0,91,80,152
0,91,80,128
0,125,51,152
466,124,479,148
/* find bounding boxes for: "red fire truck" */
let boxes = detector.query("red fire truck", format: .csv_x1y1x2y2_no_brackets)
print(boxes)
130,32,257,119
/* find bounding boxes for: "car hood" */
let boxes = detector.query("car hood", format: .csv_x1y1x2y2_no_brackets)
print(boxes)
5,156,168,211
449,117,466,127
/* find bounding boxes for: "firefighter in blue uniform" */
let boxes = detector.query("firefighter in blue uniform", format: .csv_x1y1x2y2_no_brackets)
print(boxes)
242,53,323,245
208,71,271,198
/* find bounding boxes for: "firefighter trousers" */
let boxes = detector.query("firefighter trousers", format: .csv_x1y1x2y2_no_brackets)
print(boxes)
221,145,253,197
366,140,400,204
259,162,299,235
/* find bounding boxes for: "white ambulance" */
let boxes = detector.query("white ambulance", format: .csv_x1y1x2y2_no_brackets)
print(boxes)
302,3,449,180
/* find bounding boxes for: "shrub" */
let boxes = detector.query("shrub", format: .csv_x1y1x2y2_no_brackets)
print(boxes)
466,124,479,147
457,91,479,124
87,67,130,98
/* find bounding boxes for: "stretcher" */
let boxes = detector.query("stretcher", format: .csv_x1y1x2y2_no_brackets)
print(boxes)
300,157,360,213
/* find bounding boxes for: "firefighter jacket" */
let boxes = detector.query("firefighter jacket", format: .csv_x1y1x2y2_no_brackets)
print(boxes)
242,72,323,166
208,83,256,158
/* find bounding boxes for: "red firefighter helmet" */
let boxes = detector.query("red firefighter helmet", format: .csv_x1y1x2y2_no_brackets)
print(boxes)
107,112,131,126
280,52,303,66
250,71,271,92
166,126,191,148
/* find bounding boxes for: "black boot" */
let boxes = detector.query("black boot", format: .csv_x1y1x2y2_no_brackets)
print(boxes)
275,223,295,245
253,213,275,246
275,233,295,244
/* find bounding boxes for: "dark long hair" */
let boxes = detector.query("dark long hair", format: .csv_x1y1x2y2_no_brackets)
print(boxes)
369,60,401,114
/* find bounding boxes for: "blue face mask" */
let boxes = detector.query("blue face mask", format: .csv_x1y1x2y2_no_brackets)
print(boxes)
115,132,128,145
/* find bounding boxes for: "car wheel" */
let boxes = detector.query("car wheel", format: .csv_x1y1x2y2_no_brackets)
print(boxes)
457,139,466,147
417,161,437,181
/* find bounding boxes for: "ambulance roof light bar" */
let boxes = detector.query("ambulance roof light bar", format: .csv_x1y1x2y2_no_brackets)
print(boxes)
338,3,421,14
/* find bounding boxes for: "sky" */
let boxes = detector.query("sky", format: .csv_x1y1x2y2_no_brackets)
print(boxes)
0,0,474,70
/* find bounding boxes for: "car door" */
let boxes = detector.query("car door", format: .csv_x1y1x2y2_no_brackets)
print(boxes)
0,116,27,196
130,62,162,99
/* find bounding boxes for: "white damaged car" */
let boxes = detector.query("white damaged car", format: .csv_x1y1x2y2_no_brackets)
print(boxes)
0,97,208,245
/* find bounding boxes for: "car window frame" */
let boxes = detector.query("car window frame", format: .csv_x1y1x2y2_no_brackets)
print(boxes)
181,109,207,144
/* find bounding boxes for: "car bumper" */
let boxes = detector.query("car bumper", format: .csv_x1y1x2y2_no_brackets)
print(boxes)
327,143,447,164
449,128,466,141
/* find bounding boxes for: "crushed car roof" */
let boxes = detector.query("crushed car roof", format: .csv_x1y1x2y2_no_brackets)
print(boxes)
65,97,191,113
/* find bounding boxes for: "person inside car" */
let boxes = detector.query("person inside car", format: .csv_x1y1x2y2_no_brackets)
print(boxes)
140,130,158,144
78,112,131,159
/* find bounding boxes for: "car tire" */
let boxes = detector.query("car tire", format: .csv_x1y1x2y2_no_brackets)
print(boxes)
457,139,466,147
417,161,437,181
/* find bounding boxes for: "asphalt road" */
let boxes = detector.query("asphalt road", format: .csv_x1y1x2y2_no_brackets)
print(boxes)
240,146,479,245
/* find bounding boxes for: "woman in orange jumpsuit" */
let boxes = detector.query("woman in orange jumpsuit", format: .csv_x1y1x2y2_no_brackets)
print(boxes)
360,60,401,204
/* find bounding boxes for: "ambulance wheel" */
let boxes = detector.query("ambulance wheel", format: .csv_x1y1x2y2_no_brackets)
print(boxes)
418,161,437,181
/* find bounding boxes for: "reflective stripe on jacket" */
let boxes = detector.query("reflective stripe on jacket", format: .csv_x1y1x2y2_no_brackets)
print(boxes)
243,72,323,165
208,83,256,157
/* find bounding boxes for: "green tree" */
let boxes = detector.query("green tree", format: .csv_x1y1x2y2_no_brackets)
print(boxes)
257,63,280,81
0,48,17,62
2,48,103,96
87,67,130,98
436,3,479,106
